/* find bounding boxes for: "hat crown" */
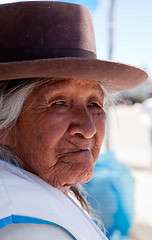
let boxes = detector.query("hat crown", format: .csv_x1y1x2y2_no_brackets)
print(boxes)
0,1,148,92
0,1,96,61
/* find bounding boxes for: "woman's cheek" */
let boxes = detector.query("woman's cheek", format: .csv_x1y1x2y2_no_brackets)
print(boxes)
35,114,70,147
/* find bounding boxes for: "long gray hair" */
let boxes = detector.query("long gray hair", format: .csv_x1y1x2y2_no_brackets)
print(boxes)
0,77,111,229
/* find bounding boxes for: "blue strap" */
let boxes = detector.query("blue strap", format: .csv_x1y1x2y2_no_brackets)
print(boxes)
0,215,77,240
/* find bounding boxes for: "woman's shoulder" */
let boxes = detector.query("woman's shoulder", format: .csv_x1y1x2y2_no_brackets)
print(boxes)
0,223,74,240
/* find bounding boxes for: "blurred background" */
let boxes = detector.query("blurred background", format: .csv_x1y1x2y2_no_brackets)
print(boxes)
1,0,151,239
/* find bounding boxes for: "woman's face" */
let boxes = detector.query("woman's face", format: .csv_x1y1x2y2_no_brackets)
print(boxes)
10,78,106,190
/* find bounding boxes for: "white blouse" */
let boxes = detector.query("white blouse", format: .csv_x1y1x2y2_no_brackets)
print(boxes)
0,159,108,240
0,224,74,240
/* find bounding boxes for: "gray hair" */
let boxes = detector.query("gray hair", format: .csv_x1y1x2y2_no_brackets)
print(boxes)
0,79,39,130
0,78,41,164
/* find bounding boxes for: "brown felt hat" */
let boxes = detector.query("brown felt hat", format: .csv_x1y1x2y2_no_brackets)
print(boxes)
0,1,148,92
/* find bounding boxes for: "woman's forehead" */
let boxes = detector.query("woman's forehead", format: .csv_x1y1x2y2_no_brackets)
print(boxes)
36,78,104,97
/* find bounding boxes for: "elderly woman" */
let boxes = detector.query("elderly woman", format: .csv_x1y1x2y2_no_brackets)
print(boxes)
0,1,148,240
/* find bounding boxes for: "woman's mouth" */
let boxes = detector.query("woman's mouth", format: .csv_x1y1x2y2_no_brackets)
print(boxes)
57,149,91,158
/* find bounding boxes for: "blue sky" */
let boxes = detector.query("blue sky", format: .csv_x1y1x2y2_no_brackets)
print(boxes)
94,0,152,77
0,0,151,77
0,0,99,10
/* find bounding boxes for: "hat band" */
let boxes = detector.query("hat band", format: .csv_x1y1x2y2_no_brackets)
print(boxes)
0,48,97,62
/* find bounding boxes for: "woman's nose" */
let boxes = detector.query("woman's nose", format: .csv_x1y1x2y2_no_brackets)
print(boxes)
68,108,96,139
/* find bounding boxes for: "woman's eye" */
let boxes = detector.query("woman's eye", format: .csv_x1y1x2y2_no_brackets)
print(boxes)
88,102,101,108
52,101,67,106
87,102,104,115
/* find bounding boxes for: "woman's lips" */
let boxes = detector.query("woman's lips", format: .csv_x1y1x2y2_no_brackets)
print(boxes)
57,149,92,158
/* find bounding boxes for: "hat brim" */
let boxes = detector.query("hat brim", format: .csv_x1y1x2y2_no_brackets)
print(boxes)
0,58,148,92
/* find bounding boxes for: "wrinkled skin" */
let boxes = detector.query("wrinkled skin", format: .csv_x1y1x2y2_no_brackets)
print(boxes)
7,78,106,193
